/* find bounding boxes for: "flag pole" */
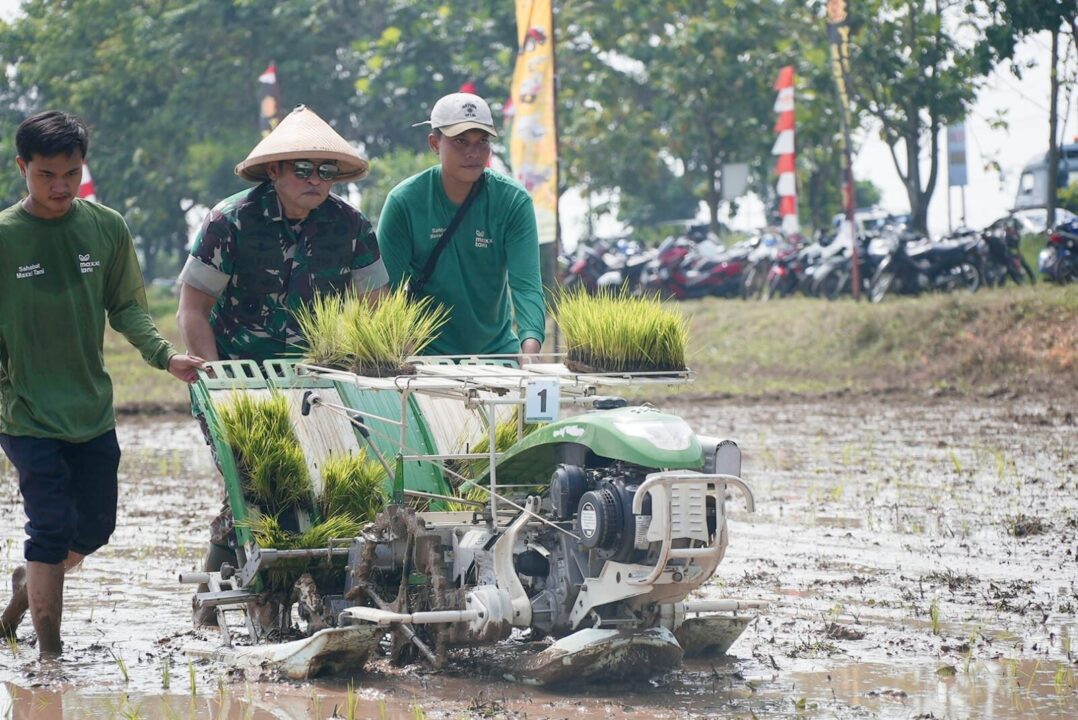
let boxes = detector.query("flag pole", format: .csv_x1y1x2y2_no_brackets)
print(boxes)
827,1,861,299
550,0,561,352
509,0,560,351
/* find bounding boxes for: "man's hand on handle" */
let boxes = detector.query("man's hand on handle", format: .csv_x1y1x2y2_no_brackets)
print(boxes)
520,338,541,365
168,354,206,383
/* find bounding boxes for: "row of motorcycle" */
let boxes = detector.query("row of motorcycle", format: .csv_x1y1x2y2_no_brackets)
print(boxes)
560,217,1078,302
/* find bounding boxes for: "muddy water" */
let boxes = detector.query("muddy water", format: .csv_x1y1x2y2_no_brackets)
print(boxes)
0,394,1075,718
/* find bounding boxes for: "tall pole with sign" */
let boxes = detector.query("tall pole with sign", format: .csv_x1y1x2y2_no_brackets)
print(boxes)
826,0,860,298
946,123,968,231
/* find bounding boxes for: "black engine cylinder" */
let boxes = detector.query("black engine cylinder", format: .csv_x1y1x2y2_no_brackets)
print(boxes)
549,464,588,520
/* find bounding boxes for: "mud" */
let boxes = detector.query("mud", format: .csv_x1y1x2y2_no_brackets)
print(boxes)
0,394,1075,718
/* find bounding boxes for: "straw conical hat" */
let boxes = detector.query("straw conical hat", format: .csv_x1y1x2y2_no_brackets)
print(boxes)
235,105,369,183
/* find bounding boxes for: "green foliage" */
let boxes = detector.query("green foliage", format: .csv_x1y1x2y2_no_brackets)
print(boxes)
1058,182,1078,214
296,286,450,374
0,1,1038,272
360,149,436,226
849,0,988,232
558,0,794,232
553,289,688,372
460,410,545,480
319,451,388,524
293,292,350,369
244,512,364,589
218,392,312,512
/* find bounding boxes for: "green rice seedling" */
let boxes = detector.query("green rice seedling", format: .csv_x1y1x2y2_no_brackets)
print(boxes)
243,512,364,589
339,286,450,375
245,513,364,551
1054,662,1074,695
217,676,228,707
948,450,963,475
320,452,388,523
993,449,1010,481
345,680,360,720
552,288,688,372
293,515,365,548
462,410,545,480
929,597,941,635
446,481,490,512
218,392,312,512
294,291,349,368
117,696,143,720
1027,659,1041,691
245,512,289,550
111,650,130,682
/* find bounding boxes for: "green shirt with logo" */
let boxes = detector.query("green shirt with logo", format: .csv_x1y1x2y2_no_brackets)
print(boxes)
377,167,545,356
0,199,175,442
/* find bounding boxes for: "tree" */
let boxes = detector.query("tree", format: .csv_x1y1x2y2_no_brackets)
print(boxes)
358,148,433,226
557,0,794,237
0,1,511,278
1058,182,1078,215
979,1,1078,228
849,0,986,233
347,0,517,155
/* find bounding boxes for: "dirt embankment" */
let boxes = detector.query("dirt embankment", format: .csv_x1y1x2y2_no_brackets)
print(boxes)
683,284,1078,400
108,285,1078,414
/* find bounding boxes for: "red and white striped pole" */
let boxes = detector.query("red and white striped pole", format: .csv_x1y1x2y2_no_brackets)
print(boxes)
78,163,97,202
771,66,799,239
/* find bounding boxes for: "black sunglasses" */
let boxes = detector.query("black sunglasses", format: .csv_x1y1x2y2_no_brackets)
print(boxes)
287,160,340,181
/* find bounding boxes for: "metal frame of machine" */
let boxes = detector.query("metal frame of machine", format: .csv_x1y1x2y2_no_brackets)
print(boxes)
180,357,764,682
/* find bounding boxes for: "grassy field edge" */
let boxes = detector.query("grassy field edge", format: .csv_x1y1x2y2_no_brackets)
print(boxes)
105,284,1078,410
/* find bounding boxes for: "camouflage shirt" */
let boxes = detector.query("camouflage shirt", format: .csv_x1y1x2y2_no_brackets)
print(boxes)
182,182,385,362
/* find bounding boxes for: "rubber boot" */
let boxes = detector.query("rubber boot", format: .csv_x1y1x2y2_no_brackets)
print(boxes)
0,565,28,638
26,560,65,657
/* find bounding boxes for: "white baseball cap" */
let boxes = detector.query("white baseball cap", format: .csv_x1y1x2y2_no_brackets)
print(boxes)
413,92,498,137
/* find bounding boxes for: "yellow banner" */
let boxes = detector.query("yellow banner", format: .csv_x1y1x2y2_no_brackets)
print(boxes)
509,0,557,246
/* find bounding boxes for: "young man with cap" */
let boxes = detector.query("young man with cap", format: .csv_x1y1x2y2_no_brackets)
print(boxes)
177,104,388,363
176,105,388,623
0,110,204,657
377,92,544,357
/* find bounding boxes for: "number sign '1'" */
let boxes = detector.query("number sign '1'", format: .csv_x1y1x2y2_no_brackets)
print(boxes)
524,378,560,423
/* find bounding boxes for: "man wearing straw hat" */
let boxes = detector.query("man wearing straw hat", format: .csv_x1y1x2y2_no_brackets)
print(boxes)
378,92,544,358
176,105,387,624
177,104,387,363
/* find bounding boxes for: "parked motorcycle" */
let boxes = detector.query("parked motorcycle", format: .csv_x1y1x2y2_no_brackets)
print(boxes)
595,244,656,295
562,241,609,294
981,219,1036,287
640,235,748,299
762,241,819,299
740,229,786,300
1039,219,1078,283
868,231,983,302
810,234,879,300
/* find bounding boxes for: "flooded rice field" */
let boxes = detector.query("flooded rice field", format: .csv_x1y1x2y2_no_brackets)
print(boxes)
0,393,1075,719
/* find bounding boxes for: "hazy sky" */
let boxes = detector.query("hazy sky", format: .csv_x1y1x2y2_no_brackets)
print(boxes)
1,0,1070,237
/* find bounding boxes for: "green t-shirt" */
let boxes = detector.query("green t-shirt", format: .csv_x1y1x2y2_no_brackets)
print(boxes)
377,167,545,356
0,199,175,442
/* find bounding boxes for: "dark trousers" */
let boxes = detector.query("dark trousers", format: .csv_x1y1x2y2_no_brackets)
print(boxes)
0,430,120,564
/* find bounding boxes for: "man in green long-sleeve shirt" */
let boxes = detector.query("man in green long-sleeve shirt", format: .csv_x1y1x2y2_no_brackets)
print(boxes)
378,92,545,357
0,111,203,658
